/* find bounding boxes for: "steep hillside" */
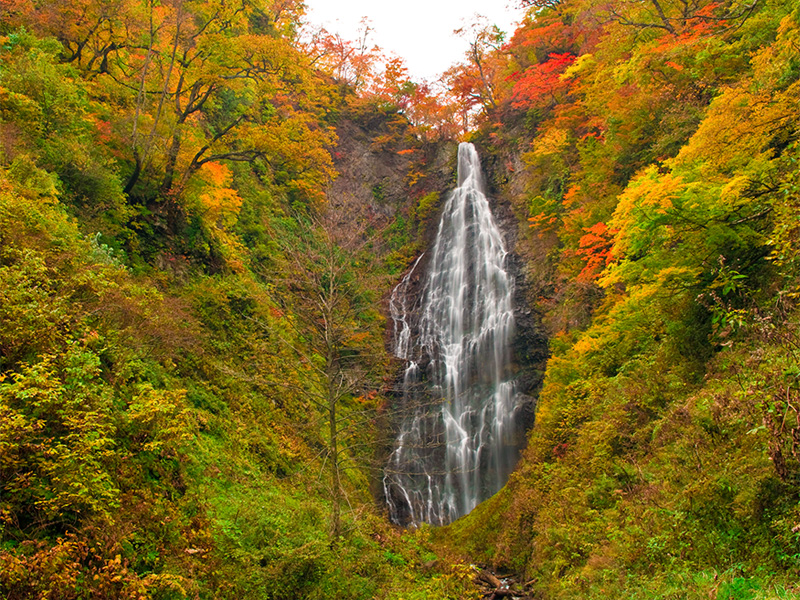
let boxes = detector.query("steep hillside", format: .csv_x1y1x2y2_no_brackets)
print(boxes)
0,4,472,598
442,0,800,597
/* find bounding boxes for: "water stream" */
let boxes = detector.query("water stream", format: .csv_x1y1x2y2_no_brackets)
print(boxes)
383,143,522,526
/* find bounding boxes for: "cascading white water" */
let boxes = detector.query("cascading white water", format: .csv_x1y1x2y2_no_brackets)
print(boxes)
384,142,521,526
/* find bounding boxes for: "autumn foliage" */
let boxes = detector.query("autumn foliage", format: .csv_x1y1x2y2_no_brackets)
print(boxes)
442,0,800,596
0,2,469,599
509,52,575,108
2,0,800,597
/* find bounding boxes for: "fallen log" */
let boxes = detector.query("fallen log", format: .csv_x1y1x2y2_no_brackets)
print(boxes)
487,589,516,599
476,569,503,589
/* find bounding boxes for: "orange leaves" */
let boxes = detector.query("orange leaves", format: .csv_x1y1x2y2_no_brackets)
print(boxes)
527,191,563,236
201,161,229,188
516,21,572,51
575,222,616,282
0,0,34,29
529,211,559,230
91,116,113,143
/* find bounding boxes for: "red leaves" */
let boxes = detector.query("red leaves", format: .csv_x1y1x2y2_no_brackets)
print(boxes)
511,17,579,58
553,441,570,459
510,53,576,109
91,117,113,143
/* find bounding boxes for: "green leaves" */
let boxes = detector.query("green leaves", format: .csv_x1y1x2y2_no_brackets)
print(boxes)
1,346,119,524
125,384,190,455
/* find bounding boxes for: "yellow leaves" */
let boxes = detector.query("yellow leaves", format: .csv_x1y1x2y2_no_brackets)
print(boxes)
609,166,683,258
598,13,799,297
201,186,243,230
127,385,191,455
531,127,570,157
718,174,754,205
195,162,243,231
5,155,59,201
675,88,765,175
0,536,183,598
751,10,800,86
571,332,604,357
0,347,120,522
674,15,800,180
245,109,337,205
627,170,679,213
561,53,595,80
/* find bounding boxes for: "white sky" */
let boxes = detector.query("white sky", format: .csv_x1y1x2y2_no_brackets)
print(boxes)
302,1,526,82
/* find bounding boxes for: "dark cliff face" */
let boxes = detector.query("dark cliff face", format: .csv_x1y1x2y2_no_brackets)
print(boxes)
324,108,457,350
323,109,457,501
367,135,549,396
403,141,549,384
324,111,456,240
326,113,549,504
483,161,549,430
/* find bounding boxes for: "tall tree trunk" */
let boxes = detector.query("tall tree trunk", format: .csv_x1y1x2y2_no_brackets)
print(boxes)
123,149,142,196
328,349,341,541
162,132,181,193
649,0,676,34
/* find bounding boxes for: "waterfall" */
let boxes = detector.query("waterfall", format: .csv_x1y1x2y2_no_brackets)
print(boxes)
384,143,522,526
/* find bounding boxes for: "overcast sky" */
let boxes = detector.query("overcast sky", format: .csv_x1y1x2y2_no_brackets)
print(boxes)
302,1,526,82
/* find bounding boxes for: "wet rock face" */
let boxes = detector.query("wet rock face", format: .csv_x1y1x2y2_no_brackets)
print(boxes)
328,119,411,220
382,145,548,406
383,144,549,525
485,199,548,429
475,143,550,409
499,207,550,413
327,118,549,518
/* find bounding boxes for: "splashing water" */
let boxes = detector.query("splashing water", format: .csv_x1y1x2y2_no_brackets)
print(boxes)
384,143,522,526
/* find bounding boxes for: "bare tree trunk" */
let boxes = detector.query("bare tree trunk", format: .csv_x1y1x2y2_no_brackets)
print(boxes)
123,149,142,196
125,0,156,196
150,1,183,193
470,43,497,110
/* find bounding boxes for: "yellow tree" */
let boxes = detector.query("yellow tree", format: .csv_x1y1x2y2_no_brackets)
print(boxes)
10,0,336,213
